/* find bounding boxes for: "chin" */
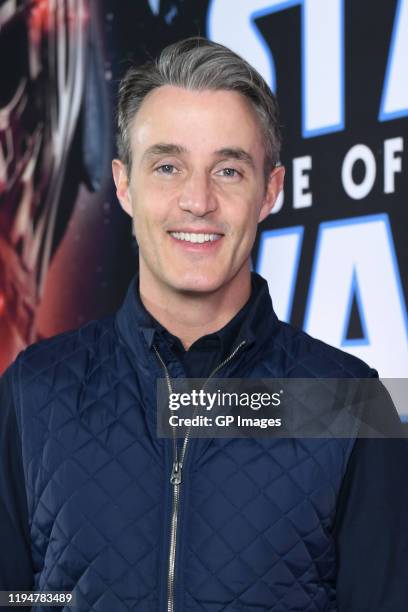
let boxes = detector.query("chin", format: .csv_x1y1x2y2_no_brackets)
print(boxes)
168,272,225,295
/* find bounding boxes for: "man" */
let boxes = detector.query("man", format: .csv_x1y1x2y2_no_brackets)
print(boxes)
0,37,407,611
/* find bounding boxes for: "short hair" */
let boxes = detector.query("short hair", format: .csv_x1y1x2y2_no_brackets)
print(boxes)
116,37,281,178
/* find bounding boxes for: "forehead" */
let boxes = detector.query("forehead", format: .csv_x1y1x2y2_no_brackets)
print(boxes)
130,85,265,158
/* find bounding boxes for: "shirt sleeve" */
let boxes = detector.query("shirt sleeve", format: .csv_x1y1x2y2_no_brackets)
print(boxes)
334,378,408,611
0,365,34,591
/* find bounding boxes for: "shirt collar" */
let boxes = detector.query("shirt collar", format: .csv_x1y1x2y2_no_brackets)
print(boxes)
139,280,255,359
115,271,279,359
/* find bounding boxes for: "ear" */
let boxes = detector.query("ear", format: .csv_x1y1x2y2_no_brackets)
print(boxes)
258,165,285,223
112,159,133,218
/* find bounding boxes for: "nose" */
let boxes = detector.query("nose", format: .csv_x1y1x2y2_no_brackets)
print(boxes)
178,171,217,217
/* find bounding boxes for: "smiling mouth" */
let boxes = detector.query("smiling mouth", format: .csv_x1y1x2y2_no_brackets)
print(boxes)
168,231,223,244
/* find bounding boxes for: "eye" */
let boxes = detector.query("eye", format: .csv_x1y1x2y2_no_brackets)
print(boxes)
156,164,178,175
217,167,242,178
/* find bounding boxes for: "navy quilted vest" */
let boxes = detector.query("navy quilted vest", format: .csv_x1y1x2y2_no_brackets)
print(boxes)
13,274,373,611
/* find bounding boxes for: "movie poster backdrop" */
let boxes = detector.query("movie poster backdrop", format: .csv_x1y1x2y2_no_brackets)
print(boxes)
1,0,407,412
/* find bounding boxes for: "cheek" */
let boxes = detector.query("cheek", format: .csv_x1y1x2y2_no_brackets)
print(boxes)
230,195,262,236
131,194,175,255
132,192,164,228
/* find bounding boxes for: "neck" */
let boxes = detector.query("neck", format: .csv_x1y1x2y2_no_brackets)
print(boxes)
139,263,252,350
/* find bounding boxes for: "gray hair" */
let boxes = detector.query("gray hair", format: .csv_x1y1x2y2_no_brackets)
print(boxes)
117,37,281,178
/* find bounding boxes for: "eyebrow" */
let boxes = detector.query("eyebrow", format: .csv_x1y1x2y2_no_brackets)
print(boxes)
141,143,255,168
214,147,255,169
142,143,187,161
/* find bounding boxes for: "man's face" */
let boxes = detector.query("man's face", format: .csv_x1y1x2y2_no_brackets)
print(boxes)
113,86,284,296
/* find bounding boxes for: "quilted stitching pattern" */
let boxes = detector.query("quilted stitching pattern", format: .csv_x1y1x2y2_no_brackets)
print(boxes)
185,438,341,611
180,335,358,612
10,276,373,611
15,320,164,611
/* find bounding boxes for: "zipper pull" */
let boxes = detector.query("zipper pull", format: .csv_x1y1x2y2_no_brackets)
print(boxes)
170,460,182,485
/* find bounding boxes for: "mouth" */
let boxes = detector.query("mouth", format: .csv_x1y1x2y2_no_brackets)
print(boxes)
168,231,223,244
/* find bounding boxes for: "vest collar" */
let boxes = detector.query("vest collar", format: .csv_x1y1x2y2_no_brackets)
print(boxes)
115,272,280,358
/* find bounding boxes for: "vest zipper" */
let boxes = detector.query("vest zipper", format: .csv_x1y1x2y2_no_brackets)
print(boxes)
153,340,246,612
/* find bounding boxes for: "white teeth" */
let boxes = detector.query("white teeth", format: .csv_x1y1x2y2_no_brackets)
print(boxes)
170,232,222,243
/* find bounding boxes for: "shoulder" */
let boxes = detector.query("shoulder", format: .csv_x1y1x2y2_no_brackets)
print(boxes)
271,319,377,378
6,316,120,431
13,315,118,385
